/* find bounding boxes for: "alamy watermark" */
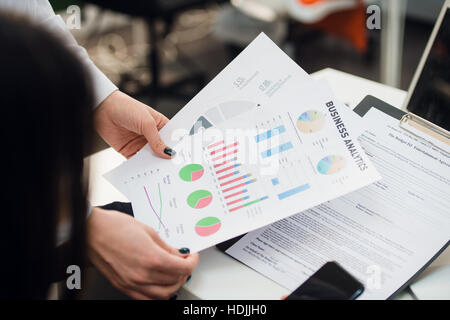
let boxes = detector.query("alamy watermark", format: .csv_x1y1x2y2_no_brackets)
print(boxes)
366,264,382,290
63,4,380,31
366,5,381,30
62,4,381,31
169,126,288,176
66,264,81,290
65,5,81,30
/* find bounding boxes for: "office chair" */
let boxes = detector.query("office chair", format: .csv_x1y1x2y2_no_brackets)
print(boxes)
83,0,227,102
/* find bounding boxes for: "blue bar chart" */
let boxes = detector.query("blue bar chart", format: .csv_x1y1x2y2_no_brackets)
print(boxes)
277,184,310,200
255,125,286,142
261,142,294,158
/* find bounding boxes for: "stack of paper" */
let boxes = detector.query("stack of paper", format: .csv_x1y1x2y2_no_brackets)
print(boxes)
104,33,379,253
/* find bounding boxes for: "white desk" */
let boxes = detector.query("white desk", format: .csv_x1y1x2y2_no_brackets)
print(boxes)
88,68,450,300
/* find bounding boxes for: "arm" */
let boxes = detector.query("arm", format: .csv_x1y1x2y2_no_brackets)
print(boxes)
0,0,117,107
0,0,173,157
2,0,190,299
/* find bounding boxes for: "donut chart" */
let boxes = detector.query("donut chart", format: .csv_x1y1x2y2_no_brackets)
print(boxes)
297,110,326,133
187,190,213,209
317,155,347,175
195,217,221,237
179,164,204,182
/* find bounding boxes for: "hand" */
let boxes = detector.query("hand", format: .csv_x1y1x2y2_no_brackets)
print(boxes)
94,90,175,159
86,207,199,300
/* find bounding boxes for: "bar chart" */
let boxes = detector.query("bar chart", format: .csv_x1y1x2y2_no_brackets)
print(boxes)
207,139,269,213
254,113,313,203
255,124,295,159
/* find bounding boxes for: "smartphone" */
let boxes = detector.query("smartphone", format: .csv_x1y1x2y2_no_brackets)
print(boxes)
286,261,364,300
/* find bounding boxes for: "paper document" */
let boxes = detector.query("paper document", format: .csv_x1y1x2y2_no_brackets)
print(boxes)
227,107,450,299
104,33,380,253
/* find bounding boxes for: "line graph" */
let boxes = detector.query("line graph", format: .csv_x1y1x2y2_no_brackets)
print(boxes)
144,185,168,235
157,183,162,230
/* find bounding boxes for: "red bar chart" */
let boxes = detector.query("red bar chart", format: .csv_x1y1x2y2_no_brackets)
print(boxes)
207,140,268,213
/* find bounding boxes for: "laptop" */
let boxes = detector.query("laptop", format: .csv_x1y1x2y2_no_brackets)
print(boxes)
404,0,450,132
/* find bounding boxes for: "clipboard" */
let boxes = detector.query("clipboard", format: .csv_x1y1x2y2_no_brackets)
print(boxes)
352,95,450,299
216,95,449,299
353,95,450,153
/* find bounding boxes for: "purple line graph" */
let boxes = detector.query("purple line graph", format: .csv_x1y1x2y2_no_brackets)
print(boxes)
143,186,168,232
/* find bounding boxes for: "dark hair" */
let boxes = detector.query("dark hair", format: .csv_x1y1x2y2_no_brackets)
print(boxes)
0,14,93,299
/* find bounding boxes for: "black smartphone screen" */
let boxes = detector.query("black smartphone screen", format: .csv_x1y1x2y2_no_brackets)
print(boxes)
286,262,364,300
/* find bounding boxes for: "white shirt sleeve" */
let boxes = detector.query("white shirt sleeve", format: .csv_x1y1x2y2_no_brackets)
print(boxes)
0,0,117,108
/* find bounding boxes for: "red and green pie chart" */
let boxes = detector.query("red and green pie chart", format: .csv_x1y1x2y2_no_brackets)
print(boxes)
195,217,221,237
179,164,204,182
187,190,213,209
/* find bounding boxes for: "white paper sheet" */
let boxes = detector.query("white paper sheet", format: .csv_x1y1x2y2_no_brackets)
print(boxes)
227,107,450,299
104,33,380,253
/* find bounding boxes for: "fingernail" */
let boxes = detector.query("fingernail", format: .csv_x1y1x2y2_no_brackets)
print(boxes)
169,294,177,300
179,247,190,254
186,275,192,283
164,147,176,157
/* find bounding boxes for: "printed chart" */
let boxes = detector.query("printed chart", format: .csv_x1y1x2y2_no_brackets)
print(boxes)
317,155,347,175
207,139,269,213
255,125,294,159
143,184,168,236
104,34,381,253
195,217,222,237
254,114,312,203
296,110,326,133
179,164,204,182
187,190,213,209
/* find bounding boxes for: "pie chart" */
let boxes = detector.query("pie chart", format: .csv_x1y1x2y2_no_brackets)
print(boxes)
195,217,221,237
179,164,204,182
297,110,325,133
187,190,213,209
317,155,347,175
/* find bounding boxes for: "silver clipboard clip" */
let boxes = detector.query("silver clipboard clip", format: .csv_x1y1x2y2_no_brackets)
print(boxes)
399,113,450,154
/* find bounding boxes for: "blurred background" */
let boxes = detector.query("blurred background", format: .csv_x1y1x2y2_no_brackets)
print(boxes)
51,0,445,142
47,0,447,299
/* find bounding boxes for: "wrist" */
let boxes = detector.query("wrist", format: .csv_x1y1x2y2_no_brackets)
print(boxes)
95,89,121,114
86,207,108,267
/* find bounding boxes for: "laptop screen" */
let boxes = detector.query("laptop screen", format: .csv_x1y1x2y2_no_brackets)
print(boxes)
407,9,450,131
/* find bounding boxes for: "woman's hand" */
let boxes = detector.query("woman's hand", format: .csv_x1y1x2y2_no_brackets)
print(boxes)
87,207,199,299
94,90,175,159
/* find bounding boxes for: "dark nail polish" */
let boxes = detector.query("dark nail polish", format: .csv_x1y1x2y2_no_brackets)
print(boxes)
169,294,178,300
164,147,176,157
179,247,190,254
